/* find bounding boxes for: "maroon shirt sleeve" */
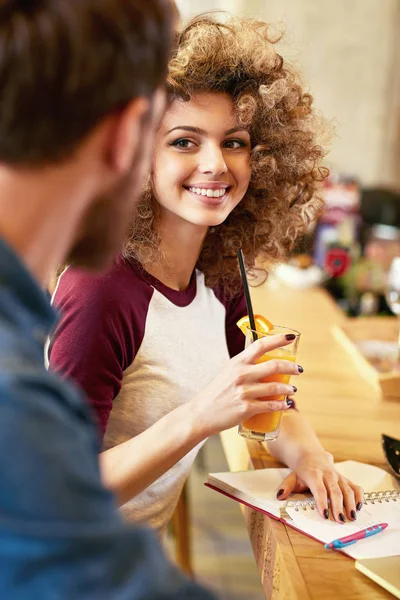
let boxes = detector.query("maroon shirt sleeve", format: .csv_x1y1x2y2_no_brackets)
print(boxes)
48,259,153,438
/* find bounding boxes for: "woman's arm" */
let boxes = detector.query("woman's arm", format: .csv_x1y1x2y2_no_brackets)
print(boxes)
267,407,326,466
100,399,202,505
50,271,298,507
100,333,300,505
267,409,364,523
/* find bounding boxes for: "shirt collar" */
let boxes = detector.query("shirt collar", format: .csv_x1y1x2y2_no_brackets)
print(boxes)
0,237,56,334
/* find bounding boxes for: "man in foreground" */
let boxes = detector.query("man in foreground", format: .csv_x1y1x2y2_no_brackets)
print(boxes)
0,2,215,598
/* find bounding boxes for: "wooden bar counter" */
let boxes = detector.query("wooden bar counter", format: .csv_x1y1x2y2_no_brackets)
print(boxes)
220,282,400,600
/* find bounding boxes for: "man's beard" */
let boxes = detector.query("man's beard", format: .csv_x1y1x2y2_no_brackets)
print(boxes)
66,93,163,272
66,160,142,272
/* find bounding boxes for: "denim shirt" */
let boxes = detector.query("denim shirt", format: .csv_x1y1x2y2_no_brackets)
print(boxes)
0,239,215,600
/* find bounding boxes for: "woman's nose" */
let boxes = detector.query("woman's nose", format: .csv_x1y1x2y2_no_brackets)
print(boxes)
198,144,228,176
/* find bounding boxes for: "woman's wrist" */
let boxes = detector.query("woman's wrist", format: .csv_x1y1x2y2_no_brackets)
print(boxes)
178,396,211,445
293,448,334,469
185,395,218,444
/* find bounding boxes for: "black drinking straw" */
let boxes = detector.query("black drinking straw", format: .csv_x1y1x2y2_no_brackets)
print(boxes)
237,249,258,342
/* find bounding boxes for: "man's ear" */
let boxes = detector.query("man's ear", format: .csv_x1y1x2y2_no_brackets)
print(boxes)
107,97,150,174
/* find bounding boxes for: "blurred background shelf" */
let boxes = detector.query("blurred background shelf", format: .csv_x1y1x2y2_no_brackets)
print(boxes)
333,317,400,401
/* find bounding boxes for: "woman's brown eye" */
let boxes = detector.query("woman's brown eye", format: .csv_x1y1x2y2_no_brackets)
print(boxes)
224,140,246,149
170,138,195,149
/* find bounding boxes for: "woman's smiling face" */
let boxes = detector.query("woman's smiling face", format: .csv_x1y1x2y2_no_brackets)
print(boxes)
152,91,252,229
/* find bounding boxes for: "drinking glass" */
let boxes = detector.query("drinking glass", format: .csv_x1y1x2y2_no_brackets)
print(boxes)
238,325,300,442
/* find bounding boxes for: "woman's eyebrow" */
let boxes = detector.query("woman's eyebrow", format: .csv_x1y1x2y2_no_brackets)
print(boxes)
165,125,249,136
166,126,205,135
225,126,249,135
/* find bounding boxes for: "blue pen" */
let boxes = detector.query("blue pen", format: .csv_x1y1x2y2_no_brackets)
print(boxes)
325,523,389,550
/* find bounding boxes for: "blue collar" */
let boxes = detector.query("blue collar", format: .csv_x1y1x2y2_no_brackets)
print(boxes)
0,237,56,335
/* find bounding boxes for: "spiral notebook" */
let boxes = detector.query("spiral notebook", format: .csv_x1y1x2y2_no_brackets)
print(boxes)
205,460,400,560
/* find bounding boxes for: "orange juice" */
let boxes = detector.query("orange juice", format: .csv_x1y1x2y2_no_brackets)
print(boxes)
242,352,296,433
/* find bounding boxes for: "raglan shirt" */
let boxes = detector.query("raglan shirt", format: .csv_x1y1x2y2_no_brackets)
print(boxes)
49,256,247,531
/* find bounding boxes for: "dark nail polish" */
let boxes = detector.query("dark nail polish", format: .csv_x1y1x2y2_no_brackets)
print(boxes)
285,333,296,340
286,399,294,408
323,509,329,519
350,510,356,520
356,502,362,511
276,489,284,498
298,365,304,373
292,386,297,393
339,513,345,522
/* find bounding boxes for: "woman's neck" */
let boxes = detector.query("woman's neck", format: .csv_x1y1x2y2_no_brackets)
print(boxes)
144,215,208,291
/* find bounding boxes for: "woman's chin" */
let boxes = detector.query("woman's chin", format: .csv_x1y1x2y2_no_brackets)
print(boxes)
165,205,232,228
187,206,231,228
190,214,228,228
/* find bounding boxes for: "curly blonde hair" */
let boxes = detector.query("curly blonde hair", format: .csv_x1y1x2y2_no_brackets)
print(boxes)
123,13,329,295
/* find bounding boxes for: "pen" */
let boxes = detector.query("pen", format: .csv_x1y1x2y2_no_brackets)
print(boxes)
325,523,388,550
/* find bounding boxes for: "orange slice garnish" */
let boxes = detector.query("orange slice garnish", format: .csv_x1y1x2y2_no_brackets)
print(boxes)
236,314,273,337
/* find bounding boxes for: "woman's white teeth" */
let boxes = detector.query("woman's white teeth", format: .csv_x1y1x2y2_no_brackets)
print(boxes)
188,187,226,198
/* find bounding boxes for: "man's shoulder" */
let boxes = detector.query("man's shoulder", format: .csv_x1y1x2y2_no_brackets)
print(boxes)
0,319,91,429
0,312,42,369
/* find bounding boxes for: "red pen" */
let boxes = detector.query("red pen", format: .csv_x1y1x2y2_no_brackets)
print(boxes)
325,523,389,550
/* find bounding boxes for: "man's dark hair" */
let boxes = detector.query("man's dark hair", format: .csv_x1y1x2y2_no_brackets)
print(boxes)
0,0,175,166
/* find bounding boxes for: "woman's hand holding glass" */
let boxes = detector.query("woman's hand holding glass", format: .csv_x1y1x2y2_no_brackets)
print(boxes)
191,333,302,438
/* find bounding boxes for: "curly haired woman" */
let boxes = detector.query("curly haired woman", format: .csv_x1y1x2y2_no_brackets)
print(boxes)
48,14,363,532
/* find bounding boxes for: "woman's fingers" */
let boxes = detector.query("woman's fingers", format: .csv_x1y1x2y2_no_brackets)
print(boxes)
241,381,296,401
241,334,296,365
239,359,302,384
313,484,330,520
272,462,365,524
301,474,329,519
324,475,363,522
275,471,298,500
246,398,289,413
349,481,364,511
349,481,364,514
323,473,346,523
232,337,302,401
307,474,365,523
338,478,357,521
276,470,333,522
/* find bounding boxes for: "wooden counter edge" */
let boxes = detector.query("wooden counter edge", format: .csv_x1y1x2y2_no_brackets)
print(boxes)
220,429,311,599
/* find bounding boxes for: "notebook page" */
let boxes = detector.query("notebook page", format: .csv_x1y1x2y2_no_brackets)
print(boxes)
334,460,399,493
207,467,293,517
287,501,400,559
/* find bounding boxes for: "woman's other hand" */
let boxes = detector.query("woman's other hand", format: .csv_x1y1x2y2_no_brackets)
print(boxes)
276,451,364,523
